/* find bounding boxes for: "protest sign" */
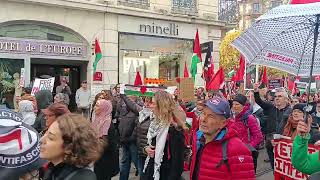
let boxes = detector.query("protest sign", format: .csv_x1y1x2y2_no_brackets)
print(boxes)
268,79,283,89
179,78,195,102
31,77,55,95
274,138,317,180
244,64,257,90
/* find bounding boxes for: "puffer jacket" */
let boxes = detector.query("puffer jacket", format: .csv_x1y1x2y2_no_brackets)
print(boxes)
190,121,255,180
135,109,152,157
231,104,263,149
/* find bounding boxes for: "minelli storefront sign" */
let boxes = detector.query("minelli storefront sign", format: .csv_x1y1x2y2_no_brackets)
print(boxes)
0,37,87,59
139,22,179,36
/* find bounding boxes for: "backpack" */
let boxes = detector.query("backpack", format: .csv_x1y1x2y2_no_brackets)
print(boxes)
215,140,231,172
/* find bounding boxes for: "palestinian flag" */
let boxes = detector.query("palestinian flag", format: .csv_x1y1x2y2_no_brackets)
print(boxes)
190,30,202,80
93,39,102,73
123,85,166,97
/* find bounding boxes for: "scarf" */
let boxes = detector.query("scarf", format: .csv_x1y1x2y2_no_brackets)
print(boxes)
143,119,170,180
139,108,154,123
282,115,300,140
92,100,112,137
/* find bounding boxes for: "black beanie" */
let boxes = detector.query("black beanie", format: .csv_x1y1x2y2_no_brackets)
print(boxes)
293,103,306,112
233,94,247,106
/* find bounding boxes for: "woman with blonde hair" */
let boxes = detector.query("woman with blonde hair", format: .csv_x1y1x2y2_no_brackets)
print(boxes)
141,91,186,180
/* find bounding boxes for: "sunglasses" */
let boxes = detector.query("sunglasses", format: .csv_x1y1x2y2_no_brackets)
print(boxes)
82,81,87,84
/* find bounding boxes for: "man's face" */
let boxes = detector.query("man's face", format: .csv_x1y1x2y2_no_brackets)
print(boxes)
81,81,88,89
199,107,226,136
274,91,287,107
316,103,320,113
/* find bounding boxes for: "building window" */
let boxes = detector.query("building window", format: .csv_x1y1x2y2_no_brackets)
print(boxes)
47,33,64,41
172,0,197,15
118,0,150,9
252,3,261,14
271,1,282,8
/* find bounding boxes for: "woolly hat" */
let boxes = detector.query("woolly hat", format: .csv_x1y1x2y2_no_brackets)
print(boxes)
293,103,306,112
0,109,45,179
233,94,248,106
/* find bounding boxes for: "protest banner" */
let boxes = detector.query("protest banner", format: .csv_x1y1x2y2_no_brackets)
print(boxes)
121,84,166,97
274,138,318,180
31,77,55,95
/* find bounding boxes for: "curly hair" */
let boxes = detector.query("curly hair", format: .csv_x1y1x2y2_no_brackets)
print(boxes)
56,113,105,167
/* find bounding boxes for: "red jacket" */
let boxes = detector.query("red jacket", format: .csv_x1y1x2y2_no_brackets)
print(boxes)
231,104,263,148
190,122,255,180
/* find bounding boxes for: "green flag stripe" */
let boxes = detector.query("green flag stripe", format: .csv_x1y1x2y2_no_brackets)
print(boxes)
124,89,154,97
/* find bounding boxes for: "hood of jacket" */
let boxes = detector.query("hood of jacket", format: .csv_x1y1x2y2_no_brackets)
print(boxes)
35,90,53,109
235,104,253,123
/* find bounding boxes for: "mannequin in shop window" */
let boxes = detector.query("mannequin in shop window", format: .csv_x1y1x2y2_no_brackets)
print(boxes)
56,77,71,106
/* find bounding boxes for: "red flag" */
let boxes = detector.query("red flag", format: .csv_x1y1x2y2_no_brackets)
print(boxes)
207,67,225,90
184,61,189,78
288,78,297,95
134,71,143,86
261,66,268,85
193,30,202,62
235,55,245,82
290,0,320,4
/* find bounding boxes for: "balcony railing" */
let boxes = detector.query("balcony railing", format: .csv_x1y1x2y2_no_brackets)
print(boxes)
118,0,150,9
172,0,197,15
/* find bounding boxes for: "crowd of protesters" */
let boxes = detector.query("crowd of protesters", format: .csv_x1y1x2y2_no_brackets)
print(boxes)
4,78,320,180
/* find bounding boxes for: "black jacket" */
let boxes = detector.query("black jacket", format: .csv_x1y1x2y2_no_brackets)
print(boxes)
44,163,96,180
254,92,292,135
116,95,140,144
120,94,151,157
94,123,120,179
141,126,185,180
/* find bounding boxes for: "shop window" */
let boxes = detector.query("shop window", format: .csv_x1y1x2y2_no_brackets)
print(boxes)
118,0,150,9
119,33,193,84
252,3,261,14
0,59,24,109
172,0,197,15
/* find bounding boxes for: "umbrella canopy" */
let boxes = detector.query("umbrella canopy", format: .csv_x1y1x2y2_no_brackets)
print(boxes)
232,2,320,76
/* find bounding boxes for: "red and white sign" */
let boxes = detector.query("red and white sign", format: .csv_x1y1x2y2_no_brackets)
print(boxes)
274,138,317,180
315,75,320,80
93,72,103,81
265,52,295,64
